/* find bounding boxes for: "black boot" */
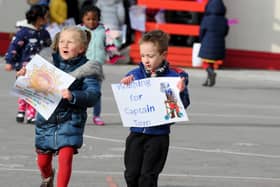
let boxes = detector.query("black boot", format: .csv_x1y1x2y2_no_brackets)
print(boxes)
203,67,216,87
208,72,217,87
202,76,209,86
202,68,211,86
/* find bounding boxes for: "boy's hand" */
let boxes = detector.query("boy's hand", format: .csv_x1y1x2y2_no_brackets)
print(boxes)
120,75,134,85
61,89,73,101
5,64,13,71
177,77,186,92
16,67,26,76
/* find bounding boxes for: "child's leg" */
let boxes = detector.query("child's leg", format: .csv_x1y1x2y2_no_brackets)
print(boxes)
18,97,27,112
93,97,101,117
26,104,36,119
93,81,102,117
202,61,210,86
93,82,104,125
207,63,215,73
26,104,36,123
139,135,169,187
124,133,145,187
206,63,216,87
92,97,105,125
17,98,27,122
37,152,53,178
57,146,75,187
202,61,216,86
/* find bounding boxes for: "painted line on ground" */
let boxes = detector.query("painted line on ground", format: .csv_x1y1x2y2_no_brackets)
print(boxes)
84,135,280,159
170,146,280,158
190,112,280,119
198,101,280,109
1,167,280,182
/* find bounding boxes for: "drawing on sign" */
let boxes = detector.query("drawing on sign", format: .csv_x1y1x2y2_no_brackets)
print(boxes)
160,82,183,120
27,64,60,95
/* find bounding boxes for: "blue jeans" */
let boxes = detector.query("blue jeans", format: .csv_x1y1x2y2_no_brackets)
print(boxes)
93,97,101,117
93,81,102,117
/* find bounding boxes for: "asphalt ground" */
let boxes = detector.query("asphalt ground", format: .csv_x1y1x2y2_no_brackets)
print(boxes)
0,59,280,187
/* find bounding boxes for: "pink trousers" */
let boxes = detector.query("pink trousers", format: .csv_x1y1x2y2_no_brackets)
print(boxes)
18,98,36,118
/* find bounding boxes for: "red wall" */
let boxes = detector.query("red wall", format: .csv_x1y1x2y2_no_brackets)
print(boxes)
224,49,280,70
0,32,13,56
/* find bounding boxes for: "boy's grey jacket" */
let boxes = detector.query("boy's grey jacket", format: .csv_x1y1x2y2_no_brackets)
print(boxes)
35,54,101,151
39,47,104,81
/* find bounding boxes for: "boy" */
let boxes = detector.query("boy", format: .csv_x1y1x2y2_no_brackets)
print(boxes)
120,30,190,187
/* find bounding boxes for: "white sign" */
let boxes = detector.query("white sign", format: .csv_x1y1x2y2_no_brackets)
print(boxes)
192,43,202,67
129,5,146,32
11,55,76,120
111,77,189,127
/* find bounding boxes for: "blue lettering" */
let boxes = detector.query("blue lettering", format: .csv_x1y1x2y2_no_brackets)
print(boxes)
133,120,151,127
130,94,143,102
117,79,151,90
125,105,156,115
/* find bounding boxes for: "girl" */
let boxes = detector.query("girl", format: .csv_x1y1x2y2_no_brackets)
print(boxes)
5,4,51,124
18,26,101,187
78,5,107,125
198,0,229,87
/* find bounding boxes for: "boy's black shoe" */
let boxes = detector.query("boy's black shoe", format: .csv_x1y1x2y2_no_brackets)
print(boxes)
16,112,25,123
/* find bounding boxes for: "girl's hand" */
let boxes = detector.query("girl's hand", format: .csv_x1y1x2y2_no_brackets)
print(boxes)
177,77,186,92
4,64,13,71
61,89,73,101
16,67,26,76
121,75,134,85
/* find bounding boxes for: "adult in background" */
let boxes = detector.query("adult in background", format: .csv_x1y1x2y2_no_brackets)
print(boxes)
198,0,229,87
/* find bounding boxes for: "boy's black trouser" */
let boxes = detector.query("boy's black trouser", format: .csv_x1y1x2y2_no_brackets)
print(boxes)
124,132,169,187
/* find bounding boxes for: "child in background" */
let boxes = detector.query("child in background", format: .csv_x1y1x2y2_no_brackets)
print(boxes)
17,26,101,187
120,30,190,187
5,4,51,124
95,0,125,64
198,0,229,87
78,5,107,125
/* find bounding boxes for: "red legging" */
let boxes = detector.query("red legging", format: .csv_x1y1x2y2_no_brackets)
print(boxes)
37,147,75,187
202,61,215,69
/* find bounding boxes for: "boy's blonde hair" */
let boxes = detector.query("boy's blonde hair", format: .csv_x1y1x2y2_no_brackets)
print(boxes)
139,30,170,54
59,26,91,53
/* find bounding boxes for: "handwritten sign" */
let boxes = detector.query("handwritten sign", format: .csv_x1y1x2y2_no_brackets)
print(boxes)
11,55,75,120
111,77,189,127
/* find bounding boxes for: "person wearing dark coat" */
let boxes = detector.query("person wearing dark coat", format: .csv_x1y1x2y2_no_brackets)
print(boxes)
198,0,229,87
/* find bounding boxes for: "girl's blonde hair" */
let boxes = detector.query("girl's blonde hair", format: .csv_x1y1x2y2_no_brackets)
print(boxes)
59,26,91,53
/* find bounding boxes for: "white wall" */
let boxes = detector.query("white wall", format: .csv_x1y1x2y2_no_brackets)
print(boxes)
0,0,29,32
224,0,280,53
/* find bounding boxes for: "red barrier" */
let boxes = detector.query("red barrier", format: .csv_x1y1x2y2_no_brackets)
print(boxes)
130,0,208,67
0,32,13,56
